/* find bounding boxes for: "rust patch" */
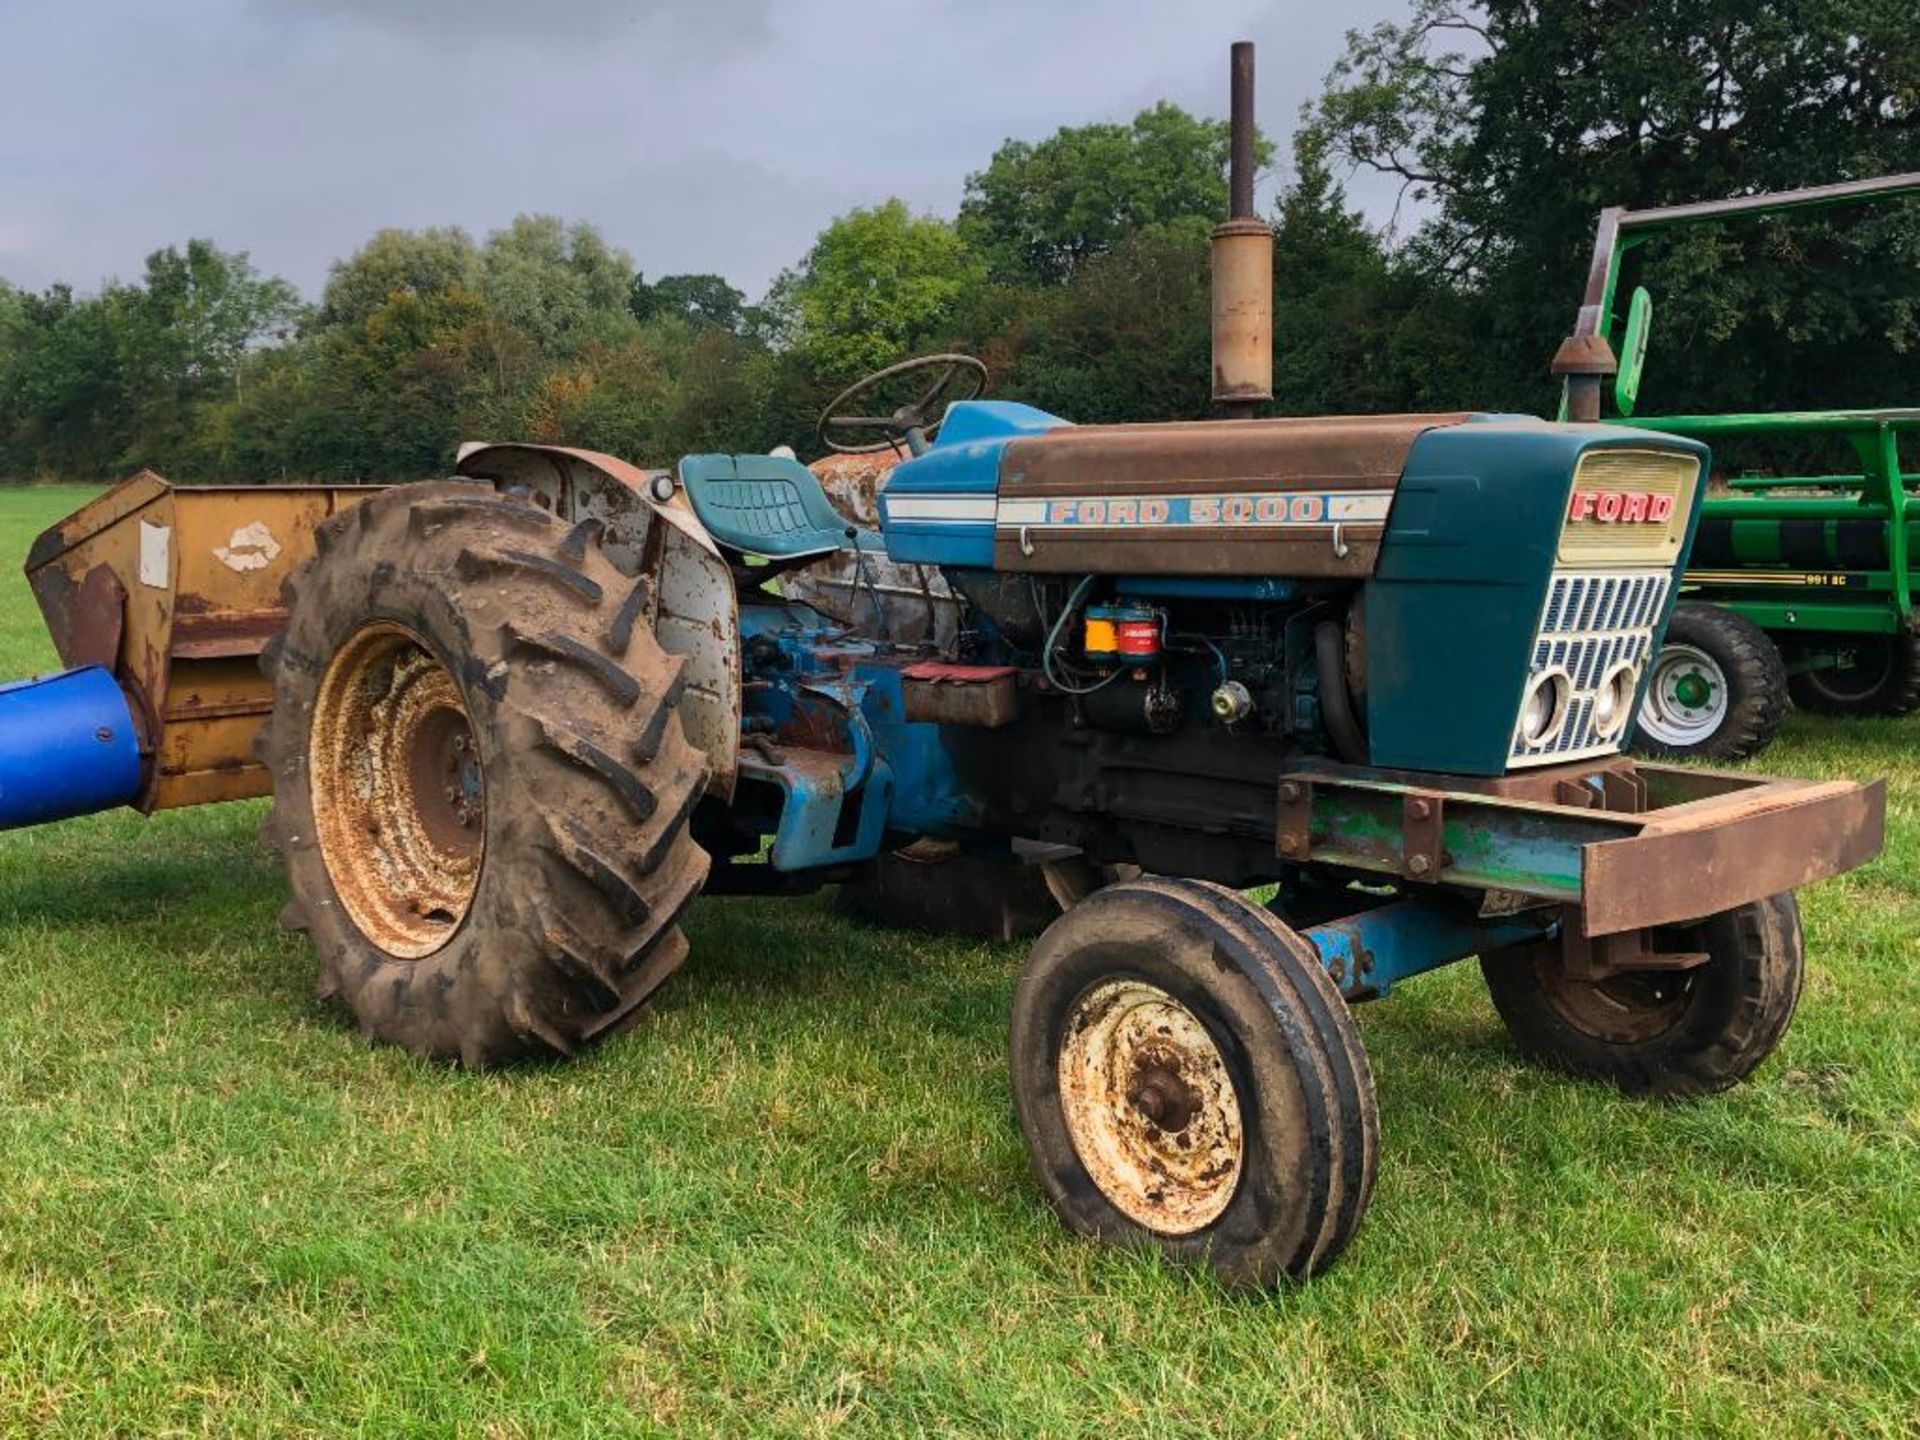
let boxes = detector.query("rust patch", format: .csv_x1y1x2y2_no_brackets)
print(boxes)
170,609,284,660
1057,978,1243,1235
31,561,129,674
1582,777,1886,936
901,664,1019,729
308,622,484,959
1401,790,1446,878
1276,778,1314,858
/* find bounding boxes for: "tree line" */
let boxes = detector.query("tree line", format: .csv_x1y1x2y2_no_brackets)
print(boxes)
2,0,1916,485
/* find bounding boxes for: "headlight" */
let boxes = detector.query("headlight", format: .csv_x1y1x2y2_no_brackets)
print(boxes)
1519,667,1571,746
1593,661,1639,739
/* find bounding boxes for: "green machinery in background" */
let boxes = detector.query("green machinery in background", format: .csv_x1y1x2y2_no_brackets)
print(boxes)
1554,173,1920,758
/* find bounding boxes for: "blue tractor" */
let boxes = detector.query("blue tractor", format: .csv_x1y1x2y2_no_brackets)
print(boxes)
218,343,1872,1286
0,46,1886,1287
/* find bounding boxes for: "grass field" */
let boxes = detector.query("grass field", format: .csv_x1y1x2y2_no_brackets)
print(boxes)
1,482,1917,1437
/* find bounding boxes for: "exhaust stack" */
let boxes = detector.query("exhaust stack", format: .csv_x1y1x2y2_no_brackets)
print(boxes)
1212,40,1274,419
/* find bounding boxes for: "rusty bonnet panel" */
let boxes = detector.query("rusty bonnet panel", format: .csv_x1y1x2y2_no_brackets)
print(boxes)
993,413,1470,577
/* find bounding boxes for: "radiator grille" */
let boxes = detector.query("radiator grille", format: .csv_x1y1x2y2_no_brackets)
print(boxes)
1509,568,1671,767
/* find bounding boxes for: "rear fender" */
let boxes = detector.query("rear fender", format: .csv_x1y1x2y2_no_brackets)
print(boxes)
455,442,741,798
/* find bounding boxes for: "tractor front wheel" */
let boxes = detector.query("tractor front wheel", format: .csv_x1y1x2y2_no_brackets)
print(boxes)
260,480,711,1066
1787,631,1920,716
1479,894,1803,1098
1634,602,1787,761
1009,878,1377,1286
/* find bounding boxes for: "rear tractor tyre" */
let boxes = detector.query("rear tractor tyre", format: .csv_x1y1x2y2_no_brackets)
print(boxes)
1786,630,1920,716
1634,602,1787,761
1479,894,1803,1098
1009,877,1377,1287
260,480,711,1066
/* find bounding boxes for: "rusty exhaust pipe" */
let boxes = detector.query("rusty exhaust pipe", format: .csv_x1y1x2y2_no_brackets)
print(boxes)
1212,40,1273,420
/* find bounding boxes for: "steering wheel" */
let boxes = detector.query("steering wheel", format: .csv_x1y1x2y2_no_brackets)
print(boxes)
818,353,988,455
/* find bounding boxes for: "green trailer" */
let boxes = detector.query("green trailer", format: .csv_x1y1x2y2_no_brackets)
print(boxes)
1554,173,1920,758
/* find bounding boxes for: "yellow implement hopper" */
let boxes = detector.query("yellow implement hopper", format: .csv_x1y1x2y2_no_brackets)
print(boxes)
24,472,377,813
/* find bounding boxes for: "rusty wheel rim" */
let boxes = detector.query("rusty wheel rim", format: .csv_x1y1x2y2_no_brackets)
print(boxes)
310,621,485,959
1058,978,1243,1235
1534,963,1697,1045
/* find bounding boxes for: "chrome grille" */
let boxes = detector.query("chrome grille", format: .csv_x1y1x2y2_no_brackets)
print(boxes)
1510,568,1671,766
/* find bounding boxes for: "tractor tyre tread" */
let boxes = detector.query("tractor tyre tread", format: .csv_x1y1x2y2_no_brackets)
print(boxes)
1149,878,1380,1271
1480,893,1802,1098
260,479,709,1067
1009,877,1377,1286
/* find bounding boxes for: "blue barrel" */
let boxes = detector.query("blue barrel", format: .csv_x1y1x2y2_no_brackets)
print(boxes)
0,666,143,830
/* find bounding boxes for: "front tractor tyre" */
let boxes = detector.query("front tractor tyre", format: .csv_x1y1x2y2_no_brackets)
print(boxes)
1786,630,1920,716
1479,894,1803,1098
260,481,711,1066
1009,878,1377,1287
1634,602,1787,761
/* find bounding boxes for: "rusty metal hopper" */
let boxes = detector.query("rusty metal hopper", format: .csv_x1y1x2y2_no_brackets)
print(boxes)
25,472,377,812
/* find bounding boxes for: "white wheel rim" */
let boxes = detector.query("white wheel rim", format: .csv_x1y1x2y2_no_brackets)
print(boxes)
1057,978,1244,1235
1637,643,1729,746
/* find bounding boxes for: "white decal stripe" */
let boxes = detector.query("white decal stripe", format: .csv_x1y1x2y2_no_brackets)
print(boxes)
993,490,1392,528
1328,494,1391,522
883,490,1396,527
882,494,999,522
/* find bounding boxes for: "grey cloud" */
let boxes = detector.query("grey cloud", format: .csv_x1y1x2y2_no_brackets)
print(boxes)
0,0,1413,302
260,0,775,50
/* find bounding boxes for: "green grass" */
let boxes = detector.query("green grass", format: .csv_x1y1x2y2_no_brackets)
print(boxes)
1,482,1917,1437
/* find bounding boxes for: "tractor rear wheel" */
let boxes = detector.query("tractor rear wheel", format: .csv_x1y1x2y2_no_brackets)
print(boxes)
1787,631,1920,716
1479,894,1803,1098
1634,602,1787,761
1009,877,1377,1286
260,480,711,1066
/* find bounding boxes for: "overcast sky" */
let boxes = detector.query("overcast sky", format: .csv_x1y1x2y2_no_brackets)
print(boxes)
0,0,1411,303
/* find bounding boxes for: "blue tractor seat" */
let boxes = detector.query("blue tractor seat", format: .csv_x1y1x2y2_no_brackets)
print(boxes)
677,453,885,563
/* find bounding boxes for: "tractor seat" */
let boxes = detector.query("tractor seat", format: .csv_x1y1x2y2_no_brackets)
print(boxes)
677,453,883,563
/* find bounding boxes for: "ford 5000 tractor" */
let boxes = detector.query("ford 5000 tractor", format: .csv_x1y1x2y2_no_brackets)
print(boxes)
0,47,1885,1286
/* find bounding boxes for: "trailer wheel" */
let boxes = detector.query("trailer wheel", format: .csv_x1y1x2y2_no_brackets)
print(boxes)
1634,602,1787,760
260,480,711,1066
1009,877,1376,1286
1479,894,1802,1098
1787,631,1920,716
